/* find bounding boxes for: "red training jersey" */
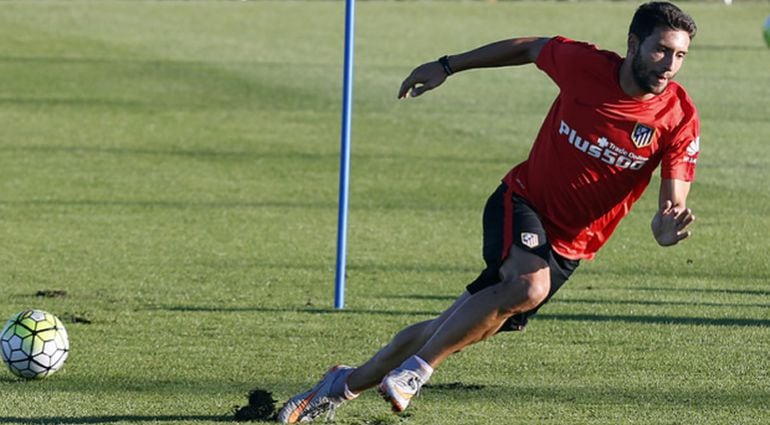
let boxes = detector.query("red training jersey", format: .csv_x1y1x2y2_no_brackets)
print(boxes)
503,36,700,260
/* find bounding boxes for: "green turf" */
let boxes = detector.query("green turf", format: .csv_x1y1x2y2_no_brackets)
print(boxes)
0,0,768,424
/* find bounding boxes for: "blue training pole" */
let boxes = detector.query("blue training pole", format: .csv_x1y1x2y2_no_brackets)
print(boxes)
334,0,355,309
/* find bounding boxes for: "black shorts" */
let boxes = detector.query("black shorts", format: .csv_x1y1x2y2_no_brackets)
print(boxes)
466,183,580,331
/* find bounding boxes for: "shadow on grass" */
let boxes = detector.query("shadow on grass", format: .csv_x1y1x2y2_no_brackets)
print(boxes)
578,267,770,283
0,96,145,109
0,143,332,162
385,293,770,310
0,196,482,213
383,294,458,301
0,198,336,211
554,297,770,309
417,382,767,409
0,415,231,424
156,305,440,317
1,142,500,167
536,313,770,328
625,286,770,297
153,305,770,328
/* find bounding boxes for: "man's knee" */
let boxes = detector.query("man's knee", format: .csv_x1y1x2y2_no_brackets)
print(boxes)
497,270,550,315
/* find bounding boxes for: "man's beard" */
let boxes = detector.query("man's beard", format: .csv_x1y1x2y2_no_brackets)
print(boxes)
631,50,666,95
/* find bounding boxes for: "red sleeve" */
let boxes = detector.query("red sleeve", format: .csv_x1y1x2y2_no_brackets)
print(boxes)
661,100,700,182
535,36,606,89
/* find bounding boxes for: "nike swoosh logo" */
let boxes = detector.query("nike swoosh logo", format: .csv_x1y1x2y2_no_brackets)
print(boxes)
393,385,414,401
288,389,319,423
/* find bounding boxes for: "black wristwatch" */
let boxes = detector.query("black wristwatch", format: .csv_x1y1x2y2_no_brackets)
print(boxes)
438,55,454,76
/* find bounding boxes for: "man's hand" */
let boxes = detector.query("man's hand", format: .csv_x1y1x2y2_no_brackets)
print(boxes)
398,61,448,99
651,200,695,246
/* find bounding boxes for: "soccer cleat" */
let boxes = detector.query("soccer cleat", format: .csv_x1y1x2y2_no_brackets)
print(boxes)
276,365,354,423
377,368,425,413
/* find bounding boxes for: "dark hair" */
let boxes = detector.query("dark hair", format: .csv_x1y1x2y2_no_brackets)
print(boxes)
629,2,697,42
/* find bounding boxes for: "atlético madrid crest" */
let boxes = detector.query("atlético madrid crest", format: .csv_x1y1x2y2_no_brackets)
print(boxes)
631,122,656,149
521,232,540,249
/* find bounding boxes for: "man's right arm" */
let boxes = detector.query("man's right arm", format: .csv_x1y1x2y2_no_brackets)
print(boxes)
398,37,550,99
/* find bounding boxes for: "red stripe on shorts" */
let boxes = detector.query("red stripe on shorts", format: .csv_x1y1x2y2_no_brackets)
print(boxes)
501,184,515,261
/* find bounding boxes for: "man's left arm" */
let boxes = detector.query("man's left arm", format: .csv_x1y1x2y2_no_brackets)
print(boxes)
651,178,695,246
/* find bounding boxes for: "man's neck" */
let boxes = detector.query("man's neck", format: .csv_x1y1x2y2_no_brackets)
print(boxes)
619,59,655,101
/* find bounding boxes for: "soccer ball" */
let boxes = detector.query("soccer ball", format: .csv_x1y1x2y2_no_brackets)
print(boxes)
1,309,69,379
764,16,770,47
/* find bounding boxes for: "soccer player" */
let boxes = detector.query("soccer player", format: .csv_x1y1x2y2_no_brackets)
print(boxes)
277,1,699,422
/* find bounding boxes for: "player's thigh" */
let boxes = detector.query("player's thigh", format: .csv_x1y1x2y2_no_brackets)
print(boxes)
500,245,551,285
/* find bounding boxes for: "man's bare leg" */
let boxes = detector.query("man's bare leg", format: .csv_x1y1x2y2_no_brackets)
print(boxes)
415,247,549,367
416,271,546,367
349,246,549,391
346,292,472,392
417,248,550,367
375,247,551,411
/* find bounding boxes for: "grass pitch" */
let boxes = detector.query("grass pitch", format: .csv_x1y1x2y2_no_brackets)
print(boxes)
0,1,769,424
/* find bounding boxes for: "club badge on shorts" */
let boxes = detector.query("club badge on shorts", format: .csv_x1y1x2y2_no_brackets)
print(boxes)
521,232,540,249
631,122,655,149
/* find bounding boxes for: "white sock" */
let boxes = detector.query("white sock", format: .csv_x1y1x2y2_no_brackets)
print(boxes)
343,382,359,400
331,367,359,400
401,355,434,382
